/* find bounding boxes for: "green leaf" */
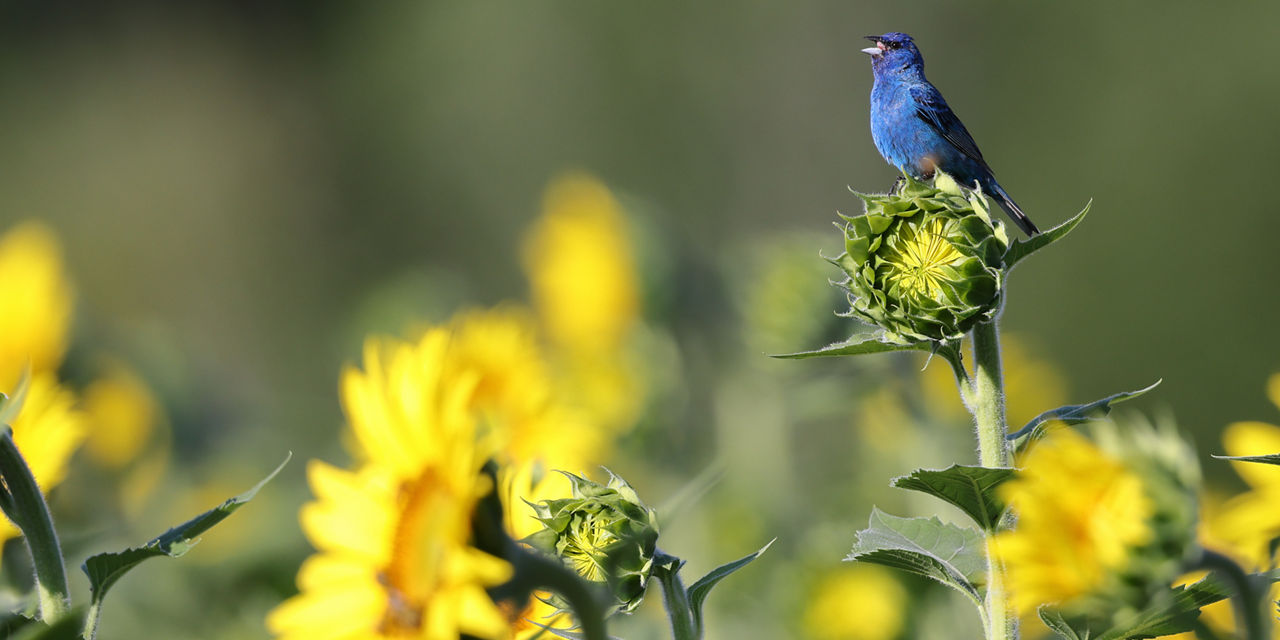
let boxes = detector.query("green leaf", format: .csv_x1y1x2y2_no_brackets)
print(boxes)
1003,200,1090,269
80,454,290,637
687,539,774,636
892,465,1015,531
845,508,985,607
1038,607,1087,640
770,333,930,359
1093,574,1231,640
1212,453,1280,466
1009,380,1161,452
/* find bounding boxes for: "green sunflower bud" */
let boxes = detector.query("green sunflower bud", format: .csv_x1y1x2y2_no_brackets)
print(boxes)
524,470,660,615
833,173,1008,343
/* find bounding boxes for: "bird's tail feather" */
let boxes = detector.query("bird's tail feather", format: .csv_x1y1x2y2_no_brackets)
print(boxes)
988,182,1039,236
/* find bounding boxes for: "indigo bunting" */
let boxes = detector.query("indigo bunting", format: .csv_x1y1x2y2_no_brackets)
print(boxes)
862,32,1039,236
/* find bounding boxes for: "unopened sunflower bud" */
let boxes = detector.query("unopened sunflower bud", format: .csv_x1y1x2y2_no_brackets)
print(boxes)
524,470,659,614
834,173,1007,343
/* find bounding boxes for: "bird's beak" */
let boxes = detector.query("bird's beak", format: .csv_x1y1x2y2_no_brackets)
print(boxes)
861,37,884,57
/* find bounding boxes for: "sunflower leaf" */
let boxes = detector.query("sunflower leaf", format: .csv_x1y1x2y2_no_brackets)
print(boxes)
770,333,930,359
846,508,985,609
1038,607,1087,640
686,539,774,636
1003,200,1090,269
1211,453,1280,466
1009,381,1162,453
81,454,290,637
892,465,1015,531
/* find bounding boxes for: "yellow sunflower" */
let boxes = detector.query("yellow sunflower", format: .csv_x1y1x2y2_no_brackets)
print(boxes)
442,308,605,471
0,221,73,390
1175,373,1280,640
994,428,1153,614
522,172,646,433
268,330,514,640
802,565,907,640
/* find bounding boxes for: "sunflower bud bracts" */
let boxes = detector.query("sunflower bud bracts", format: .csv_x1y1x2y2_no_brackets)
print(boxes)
834,173,1008,343
525,470,660,615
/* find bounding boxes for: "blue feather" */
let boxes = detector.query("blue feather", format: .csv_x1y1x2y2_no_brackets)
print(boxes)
863,32,1039,236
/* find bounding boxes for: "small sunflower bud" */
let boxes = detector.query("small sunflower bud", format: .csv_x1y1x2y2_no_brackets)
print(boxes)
524,470,659,614
834,173,1008,343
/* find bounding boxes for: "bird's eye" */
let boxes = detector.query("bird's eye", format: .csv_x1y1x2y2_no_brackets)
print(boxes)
885,41,901,50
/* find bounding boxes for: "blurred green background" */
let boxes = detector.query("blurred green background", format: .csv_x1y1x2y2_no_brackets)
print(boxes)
1,2,1279,638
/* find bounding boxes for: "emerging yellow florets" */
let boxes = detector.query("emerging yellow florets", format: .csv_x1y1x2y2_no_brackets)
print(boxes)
878,216,967,302
995,429,1153,614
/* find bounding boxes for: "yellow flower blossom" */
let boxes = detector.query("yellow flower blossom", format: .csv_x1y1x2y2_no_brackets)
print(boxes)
0,373,87,547
522,172,645,431
1182,374,1280,640
523,173,639,354
268,330,515,640
1201,376,1280,568
275,305,621,640
995,429,1153,614
442,308,605,471
81,362,161,470
0,222,73,390
802,565,907,640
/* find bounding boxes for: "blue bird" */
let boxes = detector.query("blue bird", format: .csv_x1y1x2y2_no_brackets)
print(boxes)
862,32,1039,236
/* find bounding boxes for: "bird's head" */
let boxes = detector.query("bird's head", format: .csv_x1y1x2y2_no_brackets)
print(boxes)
861,32,923,74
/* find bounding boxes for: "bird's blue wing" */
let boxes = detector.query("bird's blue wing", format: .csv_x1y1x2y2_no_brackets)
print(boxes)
909,84,991,171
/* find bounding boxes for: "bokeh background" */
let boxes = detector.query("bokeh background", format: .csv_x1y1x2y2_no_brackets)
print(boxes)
1,2,1279,639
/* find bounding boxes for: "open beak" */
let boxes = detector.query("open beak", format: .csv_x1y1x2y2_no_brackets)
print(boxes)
861,36,883,57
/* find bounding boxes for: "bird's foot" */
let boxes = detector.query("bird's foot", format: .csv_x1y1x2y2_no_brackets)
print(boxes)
889,175,905,194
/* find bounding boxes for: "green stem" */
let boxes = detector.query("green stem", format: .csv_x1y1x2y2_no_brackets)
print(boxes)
0,432,71,622
968,319,1010,470
1197,550,1266,640
506,544,609,640
653,552,698,640
959,319,1015,640
83,600,104,640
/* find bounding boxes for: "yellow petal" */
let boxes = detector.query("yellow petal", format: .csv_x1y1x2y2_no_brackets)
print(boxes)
266,580,384,640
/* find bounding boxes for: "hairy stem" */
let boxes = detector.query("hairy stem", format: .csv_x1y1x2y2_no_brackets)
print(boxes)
969,319,1010,469
0,432,71,622
959,319,1015,640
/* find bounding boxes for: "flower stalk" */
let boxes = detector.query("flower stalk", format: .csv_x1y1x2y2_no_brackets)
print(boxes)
0,430,71,622
1197,549,1267,640
653,551,698,640
959,318,1015,640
